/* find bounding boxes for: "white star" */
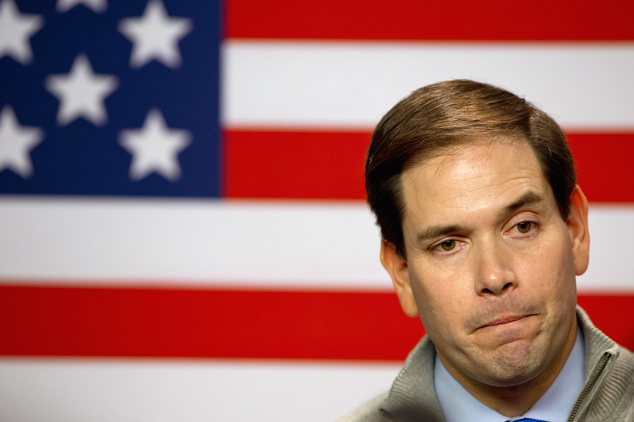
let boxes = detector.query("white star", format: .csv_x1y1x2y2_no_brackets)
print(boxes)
0,105,44,178
0,0,44,65
45,54,119,126
118,108,191,181
56,0,107,13
118,0,192,69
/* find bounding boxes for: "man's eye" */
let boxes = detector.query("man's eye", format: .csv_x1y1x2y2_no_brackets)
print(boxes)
517,222,533,233
440,240,456,251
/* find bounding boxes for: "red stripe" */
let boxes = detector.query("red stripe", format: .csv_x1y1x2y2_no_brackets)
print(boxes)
0,285,423,360
226,0,634,41
577,295,634,350
224,130,634,202
1,285,633,359
223,129,369,200
567,133,634,203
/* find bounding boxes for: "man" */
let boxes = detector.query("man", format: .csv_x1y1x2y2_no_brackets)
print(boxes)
338,80,634,422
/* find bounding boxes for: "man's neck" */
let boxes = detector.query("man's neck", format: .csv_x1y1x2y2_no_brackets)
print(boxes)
437,316,578,417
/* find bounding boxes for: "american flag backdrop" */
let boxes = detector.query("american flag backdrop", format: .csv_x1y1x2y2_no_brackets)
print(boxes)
1,0,634,420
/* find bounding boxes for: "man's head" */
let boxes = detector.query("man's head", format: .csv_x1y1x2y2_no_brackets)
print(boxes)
366,79,577,259
366,80,590,405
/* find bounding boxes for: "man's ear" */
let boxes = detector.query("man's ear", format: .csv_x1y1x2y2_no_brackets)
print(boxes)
567,185,590,276
380,239,419,317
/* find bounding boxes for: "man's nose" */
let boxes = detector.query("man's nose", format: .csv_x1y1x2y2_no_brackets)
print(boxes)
473,239,518,295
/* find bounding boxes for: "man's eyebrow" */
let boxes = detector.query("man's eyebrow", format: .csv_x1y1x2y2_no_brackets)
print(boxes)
497,191,546,219
415,224,465,244
413,192,546,244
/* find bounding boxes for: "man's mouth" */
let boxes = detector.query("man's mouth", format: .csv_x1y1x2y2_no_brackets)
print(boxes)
477,314,533,330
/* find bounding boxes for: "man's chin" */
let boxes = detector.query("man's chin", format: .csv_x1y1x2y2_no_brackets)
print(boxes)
468,342,548,387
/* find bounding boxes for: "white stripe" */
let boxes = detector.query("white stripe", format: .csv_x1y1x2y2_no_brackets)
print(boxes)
0,197,389,288
0,198,632,291
0,358,400,422
578,204,634,292
223,41,634,130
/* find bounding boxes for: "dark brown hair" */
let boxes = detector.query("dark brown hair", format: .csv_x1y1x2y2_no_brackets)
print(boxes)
365,80,576,258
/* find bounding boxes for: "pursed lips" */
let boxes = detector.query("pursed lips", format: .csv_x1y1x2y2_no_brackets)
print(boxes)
477,314,534,330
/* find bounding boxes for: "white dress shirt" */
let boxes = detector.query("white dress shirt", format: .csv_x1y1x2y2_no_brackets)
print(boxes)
435,326,585,422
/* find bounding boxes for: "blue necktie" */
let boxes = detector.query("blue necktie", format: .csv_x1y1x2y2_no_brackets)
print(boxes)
512,419,548,422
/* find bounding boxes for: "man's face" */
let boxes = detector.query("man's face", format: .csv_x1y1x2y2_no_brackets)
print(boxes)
382,139,589,388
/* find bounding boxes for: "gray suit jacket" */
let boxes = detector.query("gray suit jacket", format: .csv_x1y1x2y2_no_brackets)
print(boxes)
336,306,634,422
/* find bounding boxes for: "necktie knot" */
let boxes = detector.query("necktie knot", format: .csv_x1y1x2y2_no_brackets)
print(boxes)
512,419,549,422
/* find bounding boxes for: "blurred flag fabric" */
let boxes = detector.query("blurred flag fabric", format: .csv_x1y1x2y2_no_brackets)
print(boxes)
1,0,633,421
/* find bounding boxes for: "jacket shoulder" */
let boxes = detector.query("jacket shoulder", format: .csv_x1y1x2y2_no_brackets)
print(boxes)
586,345,634,422
335,391,389,422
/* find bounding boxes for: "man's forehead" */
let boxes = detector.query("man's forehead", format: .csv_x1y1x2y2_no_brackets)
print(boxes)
399,139,551,225
404,136,535,173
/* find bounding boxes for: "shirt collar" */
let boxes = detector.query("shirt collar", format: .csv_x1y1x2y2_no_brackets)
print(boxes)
435,326,585,422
